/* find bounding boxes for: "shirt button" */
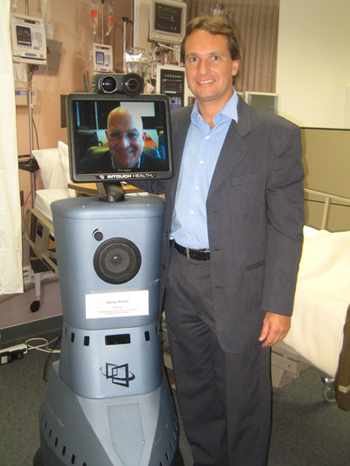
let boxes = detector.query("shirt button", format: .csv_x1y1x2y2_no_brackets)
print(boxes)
205,135,209,139
200,160,204,165
190,210,194,215
195,186,199,190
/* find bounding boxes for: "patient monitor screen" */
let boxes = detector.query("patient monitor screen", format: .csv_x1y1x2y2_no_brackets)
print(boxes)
67,93,173,183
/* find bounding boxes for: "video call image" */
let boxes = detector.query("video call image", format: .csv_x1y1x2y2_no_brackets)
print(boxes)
72,100,169,175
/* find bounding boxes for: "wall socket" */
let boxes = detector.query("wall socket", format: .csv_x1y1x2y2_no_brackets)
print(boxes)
22,266,32,285
0,343,28,364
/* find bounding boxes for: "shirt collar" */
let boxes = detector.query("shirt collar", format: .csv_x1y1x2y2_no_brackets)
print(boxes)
191,88,239,124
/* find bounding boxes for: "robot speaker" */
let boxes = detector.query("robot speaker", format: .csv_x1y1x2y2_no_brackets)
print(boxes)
93,237,142,285
51,195,165,331
91,72,143,95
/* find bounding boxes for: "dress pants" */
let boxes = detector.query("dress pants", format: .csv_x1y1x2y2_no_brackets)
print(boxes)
165,245,272,466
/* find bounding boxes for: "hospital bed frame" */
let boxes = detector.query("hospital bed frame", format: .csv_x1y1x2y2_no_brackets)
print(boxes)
24,207,59,312
271,189,350,410
24,187,350,410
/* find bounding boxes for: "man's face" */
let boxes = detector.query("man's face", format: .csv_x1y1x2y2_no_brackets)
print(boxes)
184,29,239,108
106,111,146,168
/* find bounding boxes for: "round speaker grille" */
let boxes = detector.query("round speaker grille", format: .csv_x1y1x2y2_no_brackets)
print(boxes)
93,238,141,284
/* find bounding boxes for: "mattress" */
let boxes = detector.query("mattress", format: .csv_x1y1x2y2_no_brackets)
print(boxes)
284,229,350,378
34,188,70,223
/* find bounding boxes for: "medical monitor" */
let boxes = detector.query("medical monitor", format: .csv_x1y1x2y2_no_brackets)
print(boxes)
156,64,194,109
149,0,187,45
11,13,47,65
244,92,278,114
156,65,184,109
92,44,113,72
67,93,173,184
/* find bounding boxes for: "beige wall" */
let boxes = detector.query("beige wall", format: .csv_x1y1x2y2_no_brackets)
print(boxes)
16,0,132,202
277,0,350,128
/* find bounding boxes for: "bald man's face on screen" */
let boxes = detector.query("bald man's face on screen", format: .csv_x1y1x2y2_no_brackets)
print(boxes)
105,109,146,168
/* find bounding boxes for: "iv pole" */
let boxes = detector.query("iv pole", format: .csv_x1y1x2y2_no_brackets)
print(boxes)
24,0,37,208
122,16,133,73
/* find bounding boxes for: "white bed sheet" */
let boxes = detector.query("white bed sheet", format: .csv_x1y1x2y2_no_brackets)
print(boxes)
34,188,70,223
284,229,350,378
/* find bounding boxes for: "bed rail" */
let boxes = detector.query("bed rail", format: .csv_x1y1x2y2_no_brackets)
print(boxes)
24,208,58,277
304,188,350,230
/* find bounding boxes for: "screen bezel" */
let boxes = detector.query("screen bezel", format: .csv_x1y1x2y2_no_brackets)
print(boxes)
66,93,173,183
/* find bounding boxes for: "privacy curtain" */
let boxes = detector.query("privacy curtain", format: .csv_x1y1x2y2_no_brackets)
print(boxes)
0,1,23,294
185,0,280,93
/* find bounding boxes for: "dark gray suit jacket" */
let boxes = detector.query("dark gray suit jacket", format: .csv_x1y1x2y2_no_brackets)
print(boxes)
135,97,305,353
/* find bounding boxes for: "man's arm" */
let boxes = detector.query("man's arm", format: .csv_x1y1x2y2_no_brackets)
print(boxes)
259,123,304,347
261,124,305,317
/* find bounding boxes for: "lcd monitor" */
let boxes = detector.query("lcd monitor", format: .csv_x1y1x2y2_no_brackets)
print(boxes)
244,92,278,114
66,93,173,185
149,0,187,45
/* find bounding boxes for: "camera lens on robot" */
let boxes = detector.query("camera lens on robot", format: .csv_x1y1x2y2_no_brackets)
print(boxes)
122,73,143,96
100,75,118,93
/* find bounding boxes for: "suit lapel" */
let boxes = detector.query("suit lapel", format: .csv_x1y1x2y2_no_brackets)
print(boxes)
208,98,252,197
169,107,192,202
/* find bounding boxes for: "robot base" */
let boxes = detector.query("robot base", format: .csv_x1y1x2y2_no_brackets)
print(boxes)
36,361,181,466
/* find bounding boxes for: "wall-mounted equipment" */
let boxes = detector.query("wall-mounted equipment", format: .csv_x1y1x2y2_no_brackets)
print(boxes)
244,92,278,114
92,43,113,73
11,13,47,65
15,81,38,106
36,39,63,76
149,0,187,45
156,64,194,108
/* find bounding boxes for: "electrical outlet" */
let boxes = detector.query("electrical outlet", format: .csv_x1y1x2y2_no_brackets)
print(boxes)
22,266,32,285
0,343,28,364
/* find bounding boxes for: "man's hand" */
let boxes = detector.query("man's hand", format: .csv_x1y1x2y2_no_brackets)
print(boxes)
259,312,291,347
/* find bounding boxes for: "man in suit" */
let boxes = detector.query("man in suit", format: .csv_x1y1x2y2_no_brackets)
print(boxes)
135,15,304,466
82,107,165,173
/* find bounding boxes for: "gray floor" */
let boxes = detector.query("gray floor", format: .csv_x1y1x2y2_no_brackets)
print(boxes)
1,242,349,465
1,348,350,466
0,240,62,332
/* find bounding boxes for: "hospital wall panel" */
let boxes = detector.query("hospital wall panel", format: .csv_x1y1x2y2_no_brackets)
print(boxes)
302,128,350,231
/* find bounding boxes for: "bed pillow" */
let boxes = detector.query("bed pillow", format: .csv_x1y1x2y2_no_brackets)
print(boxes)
32,148,67,189
58,141,76,198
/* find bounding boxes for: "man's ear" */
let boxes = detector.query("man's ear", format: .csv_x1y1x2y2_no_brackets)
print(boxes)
142,131,147,142
105,129,109,139
231,59,240,77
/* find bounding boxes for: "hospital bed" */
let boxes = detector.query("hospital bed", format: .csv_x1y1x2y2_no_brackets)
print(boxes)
271,190,350,411
24,142,76,311
24,151,350,409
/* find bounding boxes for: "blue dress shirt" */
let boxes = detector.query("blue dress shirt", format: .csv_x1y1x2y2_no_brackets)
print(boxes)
171,90,239,249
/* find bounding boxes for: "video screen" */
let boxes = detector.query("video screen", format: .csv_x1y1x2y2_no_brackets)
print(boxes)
16,25,32,46
95,51,104,65
159,68,184,110
66,93,173,183
154,2,182,34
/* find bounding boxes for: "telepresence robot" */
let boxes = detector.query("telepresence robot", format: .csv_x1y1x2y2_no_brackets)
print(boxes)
34,189,180,466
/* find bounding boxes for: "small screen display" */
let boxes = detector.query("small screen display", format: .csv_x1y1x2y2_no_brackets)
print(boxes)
96,51,104,65
16,25,32,46
248,94,278,114
154,2,182,34
160,69,184,110
67,93,173,183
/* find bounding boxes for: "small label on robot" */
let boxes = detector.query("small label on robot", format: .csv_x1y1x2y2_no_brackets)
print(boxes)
85,290,149,319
